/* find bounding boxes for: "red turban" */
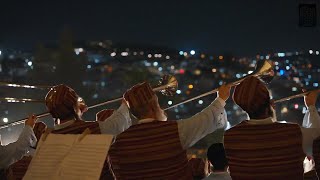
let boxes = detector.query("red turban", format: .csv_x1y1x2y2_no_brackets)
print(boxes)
233,76,270,114
96,109,115,122
45,84,79,119
124,82,158,117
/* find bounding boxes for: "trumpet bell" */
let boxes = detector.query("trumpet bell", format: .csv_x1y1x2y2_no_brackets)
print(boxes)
254,60,275,84
158,75,178,96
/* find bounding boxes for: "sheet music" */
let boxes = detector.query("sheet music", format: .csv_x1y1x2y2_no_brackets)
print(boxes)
23,133,113,180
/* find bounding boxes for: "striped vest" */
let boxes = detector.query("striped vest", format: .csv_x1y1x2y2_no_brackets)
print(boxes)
313,136,320,175
6,156,32,180
7,120,114,180
224,121,305,180
108,120,192,180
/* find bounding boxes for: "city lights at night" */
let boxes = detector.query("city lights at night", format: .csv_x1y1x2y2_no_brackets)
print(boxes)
0,1,320,179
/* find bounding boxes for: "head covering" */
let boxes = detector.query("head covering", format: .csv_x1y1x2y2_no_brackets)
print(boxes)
96,109,115,122
233,76,270,115
124,82,158,117
45,84,79,119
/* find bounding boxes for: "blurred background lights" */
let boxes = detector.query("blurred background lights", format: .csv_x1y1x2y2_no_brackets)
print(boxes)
281,107,288,113
3,118,8,123
198,100,203,104
309,49,313,54
153,62,158,66
190,50,195,55
168,101,173,105
121,52,128,56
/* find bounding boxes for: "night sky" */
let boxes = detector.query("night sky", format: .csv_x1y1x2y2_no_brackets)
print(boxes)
1,0,320,55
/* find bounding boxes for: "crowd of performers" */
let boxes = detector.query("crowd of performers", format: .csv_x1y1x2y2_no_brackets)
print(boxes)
0,76,319,179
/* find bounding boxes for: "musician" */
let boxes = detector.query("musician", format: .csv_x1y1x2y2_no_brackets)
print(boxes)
108,82,230,179
224,76,320,179
0,115,37,169
8,84,131,179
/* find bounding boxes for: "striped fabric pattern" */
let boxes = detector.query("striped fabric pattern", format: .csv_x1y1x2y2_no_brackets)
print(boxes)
96,109,115,122
6,156,32,180
313,136,320,175
45,84,79,119
232,76,270,115
224,121,305,180
108,120,192,180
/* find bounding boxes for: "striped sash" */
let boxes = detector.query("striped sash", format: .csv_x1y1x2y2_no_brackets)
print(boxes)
108,121,192,180
224,121,305,180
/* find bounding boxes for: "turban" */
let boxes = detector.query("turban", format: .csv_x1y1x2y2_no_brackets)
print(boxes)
45,84,79,119
96,109,115,122
124,82,157,117
233,76,270,115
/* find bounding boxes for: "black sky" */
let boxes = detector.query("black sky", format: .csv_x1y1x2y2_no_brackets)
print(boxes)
1,0,320,55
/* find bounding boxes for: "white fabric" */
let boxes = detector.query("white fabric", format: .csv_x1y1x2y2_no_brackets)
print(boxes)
203,171,232,180
99,103,131,135
0,126,36,169
300,105,320,156
302,105,320,128
178,97,227,149
303,156,315,173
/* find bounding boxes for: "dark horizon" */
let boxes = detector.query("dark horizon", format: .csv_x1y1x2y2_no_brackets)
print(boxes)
1,0,320,56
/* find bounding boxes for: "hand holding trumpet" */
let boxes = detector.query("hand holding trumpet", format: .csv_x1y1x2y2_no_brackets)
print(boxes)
25,114,38,128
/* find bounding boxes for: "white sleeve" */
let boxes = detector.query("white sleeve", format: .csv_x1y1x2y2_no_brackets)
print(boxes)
302,106,320,128
99,103,132,135
300,127,320,156
177,97,227,149
0,126,36,169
